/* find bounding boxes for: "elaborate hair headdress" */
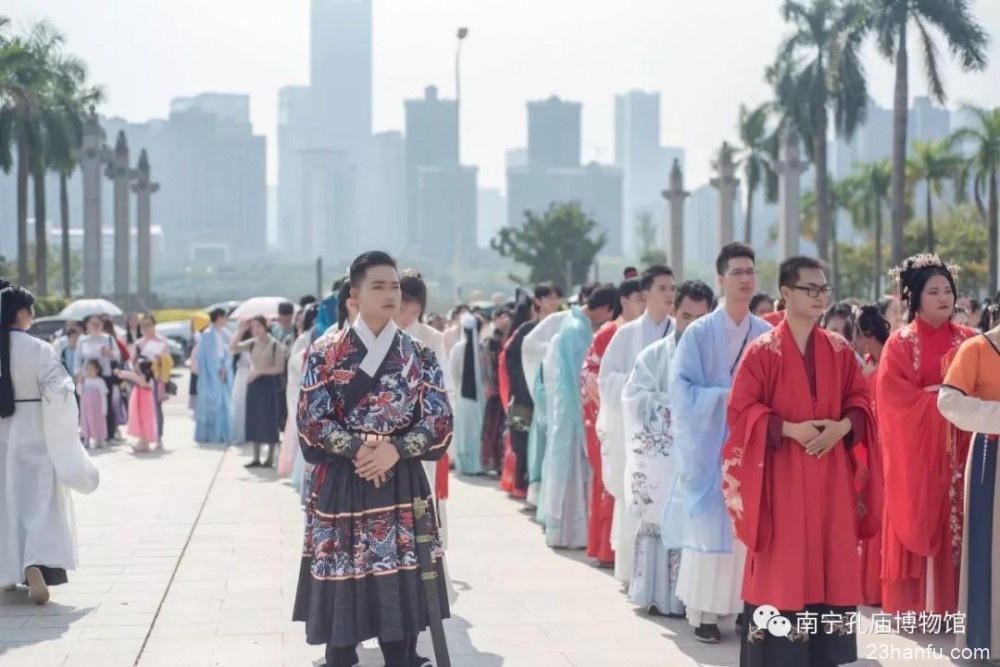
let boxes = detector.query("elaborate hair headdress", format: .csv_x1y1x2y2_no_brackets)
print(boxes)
888,253,961,304
401,268,423,280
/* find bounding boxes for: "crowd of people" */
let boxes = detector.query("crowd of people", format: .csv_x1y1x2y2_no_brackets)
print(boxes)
412,245,1000,667
2,241,999,666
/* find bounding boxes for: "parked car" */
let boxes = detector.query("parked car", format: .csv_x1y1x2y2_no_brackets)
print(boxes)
26,317,70,341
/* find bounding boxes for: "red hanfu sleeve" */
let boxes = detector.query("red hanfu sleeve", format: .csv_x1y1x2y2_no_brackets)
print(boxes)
875,330,949,557
723,344,775,554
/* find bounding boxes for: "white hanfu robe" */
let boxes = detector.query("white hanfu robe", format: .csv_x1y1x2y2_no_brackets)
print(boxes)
663,308,771,627
1,332,100,587
403,321,458,604
597,312,675,583
448,322,485,475
522,310,571,506
622,334,683,614
405,321,452,548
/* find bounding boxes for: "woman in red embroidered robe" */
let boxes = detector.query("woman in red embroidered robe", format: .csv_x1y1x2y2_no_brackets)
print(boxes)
852,305,890,606
876,256,975,615
723,257,878,667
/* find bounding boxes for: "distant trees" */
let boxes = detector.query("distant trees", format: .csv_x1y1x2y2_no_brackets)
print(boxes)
490,202,607,293
0,17,102,296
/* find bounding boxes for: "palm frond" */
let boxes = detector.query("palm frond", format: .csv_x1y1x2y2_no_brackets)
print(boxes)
914,16,946,103
913,0,988,70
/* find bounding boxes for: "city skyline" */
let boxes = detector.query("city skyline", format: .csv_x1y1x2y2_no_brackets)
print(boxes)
6,0,1000,195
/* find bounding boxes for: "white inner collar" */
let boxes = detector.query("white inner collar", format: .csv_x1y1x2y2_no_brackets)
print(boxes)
353,316,398,377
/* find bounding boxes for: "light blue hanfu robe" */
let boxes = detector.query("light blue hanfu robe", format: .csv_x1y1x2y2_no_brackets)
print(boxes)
537,307,592,548
194,325,234,444
449,323,485,475
621,334,684,615
662,307,770,626
523,310,572,507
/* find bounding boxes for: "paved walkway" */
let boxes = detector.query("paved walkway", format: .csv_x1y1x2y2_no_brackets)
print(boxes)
0,378,984,666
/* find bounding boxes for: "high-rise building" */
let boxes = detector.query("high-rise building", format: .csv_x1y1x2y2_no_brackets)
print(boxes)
505,147,527,169
478,188,507,248
527,97,582,169
309,0,372,166
404,86,458,244
278,86,317,258
299,149,358,263
507,163,624,255
372,131,407,255
909,96,951,145
157,96,267,262
614,92,662,254
414,165,477,262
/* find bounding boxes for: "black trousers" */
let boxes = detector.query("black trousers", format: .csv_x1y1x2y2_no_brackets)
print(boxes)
103,375,116,438
511,430,529,491
325,633,418,667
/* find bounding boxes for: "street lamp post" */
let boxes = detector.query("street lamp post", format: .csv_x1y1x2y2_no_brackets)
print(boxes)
453,26,468,300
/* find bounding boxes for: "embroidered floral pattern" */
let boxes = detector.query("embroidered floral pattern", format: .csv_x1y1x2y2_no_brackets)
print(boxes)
898,324,920,372
722,449,745,521
827,331,852,354
754,330,782,357
630,402,673,520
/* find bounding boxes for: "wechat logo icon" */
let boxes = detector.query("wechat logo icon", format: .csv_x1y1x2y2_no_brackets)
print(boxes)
754,605,791,637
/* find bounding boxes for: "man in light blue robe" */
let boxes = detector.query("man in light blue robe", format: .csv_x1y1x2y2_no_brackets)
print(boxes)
622,279,715,616
661,243,772,644
194,308,234,444
538,286,616,548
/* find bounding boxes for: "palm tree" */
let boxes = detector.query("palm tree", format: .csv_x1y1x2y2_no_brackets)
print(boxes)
736,102,778,244
866,0,988,267
856,159,891,296
951,106,1000,292
905,139,963,254
773,0,869,262
45,55,102,297
0,21,44,286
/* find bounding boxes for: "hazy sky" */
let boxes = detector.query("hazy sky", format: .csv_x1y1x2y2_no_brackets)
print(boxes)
7,0,1000,190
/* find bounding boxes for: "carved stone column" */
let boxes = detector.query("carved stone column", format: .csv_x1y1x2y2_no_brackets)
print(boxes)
711,142,739,247
661,159,689,281
77,108,110,297
778,124,808,261
106,131,136,304
132,150,159,299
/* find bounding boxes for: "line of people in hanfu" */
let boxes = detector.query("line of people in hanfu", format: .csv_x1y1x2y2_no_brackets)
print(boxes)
442,244,1000,667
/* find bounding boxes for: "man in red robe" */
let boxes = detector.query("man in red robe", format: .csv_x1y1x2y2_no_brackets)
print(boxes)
581,278,644,567
722,256,880,667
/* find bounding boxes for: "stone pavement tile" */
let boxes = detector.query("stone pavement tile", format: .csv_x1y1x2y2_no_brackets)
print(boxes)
0,626,84,642
63,654,136,667
137,647,215,667
78,624,151,639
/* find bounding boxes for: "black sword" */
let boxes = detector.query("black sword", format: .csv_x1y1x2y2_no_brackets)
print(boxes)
412,494,450,667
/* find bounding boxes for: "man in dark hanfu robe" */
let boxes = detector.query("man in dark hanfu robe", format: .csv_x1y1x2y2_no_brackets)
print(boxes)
293,312,453,667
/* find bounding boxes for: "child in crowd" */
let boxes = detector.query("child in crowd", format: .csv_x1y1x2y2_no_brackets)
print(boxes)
115,360,159,453
77,359,109,448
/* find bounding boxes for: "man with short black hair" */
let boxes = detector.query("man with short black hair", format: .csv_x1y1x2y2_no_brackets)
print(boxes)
674,280,717,336
724,255,876,666
538,284,617,548
598,265,676,584
665,242,771,643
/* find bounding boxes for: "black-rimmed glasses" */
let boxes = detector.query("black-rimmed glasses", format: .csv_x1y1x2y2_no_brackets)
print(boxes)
789,285,833,299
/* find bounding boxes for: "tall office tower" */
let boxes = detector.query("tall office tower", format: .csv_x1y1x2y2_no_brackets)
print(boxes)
527,97,582,169
278,86,317,259
309,0,372,247
615,90,663,256
372,131,408,255
309,0,372,164
404,86,458,244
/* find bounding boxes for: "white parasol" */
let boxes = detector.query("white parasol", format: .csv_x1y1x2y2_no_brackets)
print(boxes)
228,297,295,321
59,298,124,321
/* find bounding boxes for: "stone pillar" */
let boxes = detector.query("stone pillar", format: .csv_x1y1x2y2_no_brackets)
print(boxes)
778,124,808,261
132,150,159,299
78,108,109,297
661,159,689,282
711,142,739,247
106,131,135,304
